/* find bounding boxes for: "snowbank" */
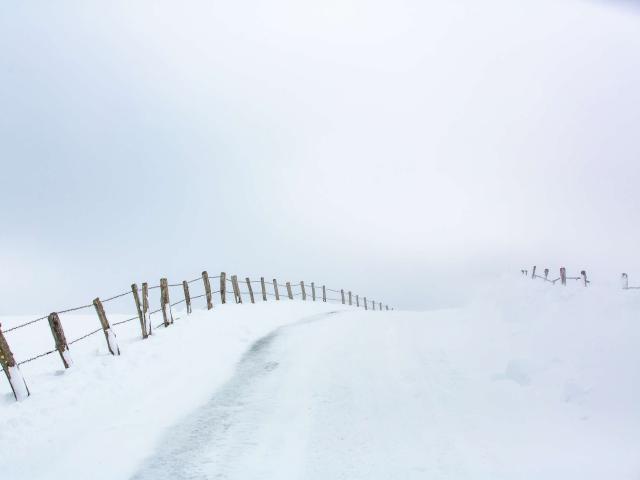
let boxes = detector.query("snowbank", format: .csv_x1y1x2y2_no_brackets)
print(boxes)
1,278,640,478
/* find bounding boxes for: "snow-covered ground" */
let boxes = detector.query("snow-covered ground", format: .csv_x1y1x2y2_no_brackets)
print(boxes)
1,278,639,479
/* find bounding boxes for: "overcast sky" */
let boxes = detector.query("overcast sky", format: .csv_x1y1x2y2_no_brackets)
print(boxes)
1,0,639,314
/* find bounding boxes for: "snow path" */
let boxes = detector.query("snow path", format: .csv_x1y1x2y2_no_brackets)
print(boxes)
131,310,473,479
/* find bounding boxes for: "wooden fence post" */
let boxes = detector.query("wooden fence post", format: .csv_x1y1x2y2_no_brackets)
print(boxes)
581,270,588,287
322,285,326,302
273,279,280,300
544,268,549,280
48,312,72,368
348,291,352,305
364,297,368,310
131,283,148,339
286,282,293,300
622,273,629,290
183,281,192,313
160,278,173,326
93,298,120,355
385,305,389,311
531,266,537,279
202,271,213,310
379,302,382,310
372,300,375,311
356,294,359,307
231,275,242,303
340,289,345,305
301,281,306,300
0,324,30,401
261,277,267,301
142,282,151,336
220,272,227,304
246,278,255,303
560,267,567,286
311,282,316,301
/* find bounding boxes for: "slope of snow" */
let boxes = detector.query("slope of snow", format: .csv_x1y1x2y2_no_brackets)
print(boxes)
1,279,640,478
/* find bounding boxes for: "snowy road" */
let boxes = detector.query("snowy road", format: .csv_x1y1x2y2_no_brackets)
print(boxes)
131,310,470,479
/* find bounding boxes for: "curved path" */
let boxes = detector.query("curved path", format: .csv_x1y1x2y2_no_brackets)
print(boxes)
131,310,469,479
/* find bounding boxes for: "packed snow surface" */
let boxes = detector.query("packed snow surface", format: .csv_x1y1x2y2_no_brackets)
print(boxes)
1,279,639,479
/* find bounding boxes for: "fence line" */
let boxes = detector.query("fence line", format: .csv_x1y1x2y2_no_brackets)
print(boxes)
522,266,589,287
0,269,393,402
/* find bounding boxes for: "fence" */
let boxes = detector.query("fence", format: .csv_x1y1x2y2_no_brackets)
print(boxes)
521,266,589,286
0,270,393,402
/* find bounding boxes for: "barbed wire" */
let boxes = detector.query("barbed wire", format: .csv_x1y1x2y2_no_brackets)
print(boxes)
69,327,103,345
17,349,57,366
101,291,131,303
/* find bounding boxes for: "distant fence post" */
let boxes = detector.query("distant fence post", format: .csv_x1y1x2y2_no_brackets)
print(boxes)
142,282,151,335
231,275,242,303
581,270,588,287
301,281,306,300
311,282,316,301
273,279,280,300
385,305,389,311
544,268,549,280
246,278,255,303
93,297,120,355
372,300,375,311
379,301,382,310
348,291,352,306
322,285,327,302
160,278,173,326
356,294,359,307
261,277,267,301
531,266,536,279
48,312,72,368
183,281,192,313
286,282,293,300
220,272,227,304
560,267,567,286
131,283,148,339
202,271,213,310
364,297,368,311
0,324,30,401
340,289,345,305
622,273,629,290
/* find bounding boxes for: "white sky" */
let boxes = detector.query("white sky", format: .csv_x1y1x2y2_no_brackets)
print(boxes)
1,0,639,313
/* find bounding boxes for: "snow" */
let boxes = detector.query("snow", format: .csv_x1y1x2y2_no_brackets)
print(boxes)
1,279,640,479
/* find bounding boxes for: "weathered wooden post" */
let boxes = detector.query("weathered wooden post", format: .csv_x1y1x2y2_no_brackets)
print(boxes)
311,282,316,301
356,294,360,307
622,273,629,290
131,283,148,339
202,271,213,310
183,281,192,313
273,279,280,300
544,268,549,280
246,278,255,303
385,305,389,311
531,266,537,279
93,298,120,355
364,297,368,311
301,281,306,300
231,275,242,303
348,291,352,305
372,300,375,311
581,270,588,287
142,282,151,335
560,267,567,286
160,278,173,326
48,312,72,368
261,277,267,301
286,282,293,300
220,272,227,304
0,325,30,401
322,285,327,302
340,289,345,305
379,302,382,310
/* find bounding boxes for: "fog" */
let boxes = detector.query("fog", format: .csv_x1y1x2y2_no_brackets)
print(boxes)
1,0,639,313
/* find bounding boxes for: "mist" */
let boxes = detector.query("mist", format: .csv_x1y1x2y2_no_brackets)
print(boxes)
1,0,639,313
